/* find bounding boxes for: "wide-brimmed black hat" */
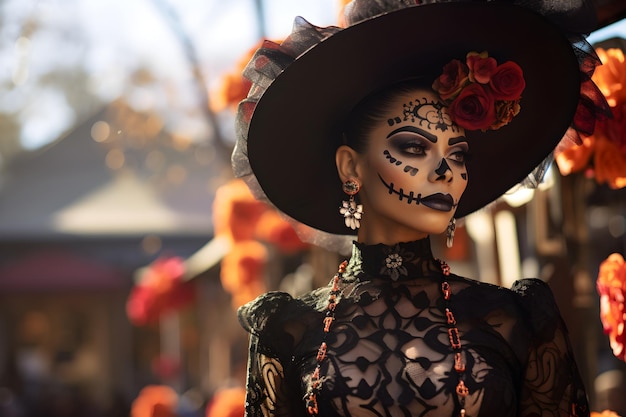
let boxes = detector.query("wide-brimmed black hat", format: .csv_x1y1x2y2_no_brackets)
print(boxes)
232,0,607,236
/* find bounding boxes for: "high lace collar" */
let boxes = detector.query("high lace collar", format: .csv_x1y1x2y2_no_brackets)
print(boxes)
345,237,443,282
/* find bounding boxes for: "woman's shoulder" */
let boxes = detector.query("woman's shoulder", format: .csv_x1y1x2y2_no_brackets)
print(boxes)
455,274,554,301
509,278,564,340
237,287,329,335
237,288,330,359
458,276,563,339
237,291,295,335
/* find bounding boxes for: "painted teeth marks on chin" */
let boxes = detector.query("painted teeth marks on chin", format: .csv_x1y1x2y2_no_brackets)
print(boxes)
383,150,402,166
378,174,422,205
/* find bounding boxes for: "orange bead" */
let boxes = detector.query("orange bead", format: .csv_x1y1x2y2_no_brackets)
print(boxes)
456,380,469,397
446,308,456,325
448,328,461,349
316,343,327,362
454,352,466,373
323,316,334,332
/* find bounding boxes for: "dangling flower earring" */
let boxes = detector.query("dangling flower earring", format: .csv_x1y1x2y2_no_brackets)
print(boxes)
446,218,456,248
339,178,363,230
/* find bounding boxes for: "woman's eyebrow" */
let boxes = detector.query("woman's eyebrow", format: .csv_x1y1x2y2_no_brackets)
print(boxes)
448,136,468,145
386,126,437,143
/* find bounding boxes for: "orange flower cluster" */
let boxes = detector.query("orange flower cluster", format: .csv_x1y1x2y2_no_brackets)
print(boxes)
126,257,195,326
213,179,309,308
591,410,622,417
131,385,179,417
337,0,352,27
210,38,285,112
596,253,626,362
211,0,350,109
220,240,268,308
209,44,256,112
205,387,246,417
556,48,626,189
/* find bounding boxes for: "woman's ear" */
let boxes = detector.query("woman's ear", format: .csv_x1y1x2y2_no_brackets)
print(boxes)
335,145,362,183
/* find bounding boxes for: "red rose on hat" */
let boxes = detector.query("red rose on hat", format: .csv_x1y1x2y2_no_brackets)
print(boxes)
490,61,526,101
448,83,496,131
492,99,521,129
436,51,525,132
432,59,469,101
467,51,497,84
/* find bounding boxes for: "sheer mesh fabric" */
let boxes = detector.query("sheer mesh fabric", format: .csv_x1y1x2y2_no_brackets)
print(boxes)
238,238,589,416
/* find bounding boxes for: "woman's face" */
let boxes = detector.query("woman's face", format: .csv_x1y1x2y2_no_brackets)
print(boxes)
354,87,469,244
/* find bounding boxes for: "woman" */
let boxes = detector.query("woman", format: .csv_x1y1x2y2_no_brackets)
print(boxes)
231,0,610,416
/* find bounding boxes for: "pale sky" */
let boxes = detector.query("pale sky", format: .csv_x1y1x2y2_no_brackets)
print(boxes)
8,0,339,150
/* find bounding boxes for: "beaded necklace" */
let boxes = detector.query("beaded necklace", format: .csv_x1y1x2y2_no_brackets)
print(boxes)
305,258,469,417
439,259,469,417
305,260,347,416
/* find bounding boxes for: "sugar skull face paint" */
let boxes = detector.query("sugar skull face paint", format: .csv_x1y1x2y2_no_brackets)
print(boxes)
387,97,458,132
355,88,469,242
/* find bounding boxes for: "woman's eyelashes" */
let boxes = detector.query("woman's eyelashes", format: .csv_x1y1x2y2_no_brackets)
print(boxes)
388,136,429,157
399,141,427,156
388,135,469,165
448,148,469,165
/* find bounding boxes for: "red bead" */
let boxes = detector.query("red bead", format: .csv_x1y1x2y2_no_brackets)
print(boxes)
316,343,327,362
306,393,319,415
448,328,461,349
456,380,469,397
439,260,451,276
441,282,451,300
454,352,466,373
446,308,456,325
323,316,334,332
311,367,320,381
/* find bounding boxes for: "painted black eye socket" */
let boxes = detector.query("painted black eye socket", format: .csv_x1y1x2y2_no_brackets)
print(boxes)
399,142,427,156
388,134,430,156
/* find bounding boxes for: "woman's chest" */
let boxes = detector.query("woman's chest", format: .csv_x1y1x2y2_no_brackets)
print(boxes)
300,295,523,417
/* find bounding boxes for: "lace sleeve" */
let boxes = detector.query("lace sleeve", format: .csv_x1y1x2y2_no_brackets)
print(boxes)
512,278,590,417
242,334,289,417
238,292,305,417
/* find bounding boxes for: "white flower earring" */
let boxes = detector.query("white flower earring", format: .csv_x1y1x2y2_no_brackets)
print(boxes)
339,178,363,230
446,218,456,248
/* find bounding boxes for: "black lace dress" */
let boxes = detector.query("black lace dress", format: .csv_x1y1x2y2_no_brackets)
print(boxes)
238,238,589,417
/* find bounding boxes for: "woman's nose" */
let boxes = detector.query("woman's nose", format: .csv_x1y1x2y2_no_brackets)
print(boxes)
429,158,453,182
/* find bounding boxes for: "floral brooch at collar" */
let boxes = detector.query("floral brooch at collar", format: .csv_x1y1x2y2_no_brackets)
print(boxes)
432,51,526,131
380,245,414,281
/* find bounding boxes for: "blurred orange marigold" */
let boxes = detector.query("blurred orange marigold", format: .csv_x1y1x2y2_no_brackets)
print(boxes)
255,210,309,254
591,411,622,417
556,47,626,189
131,385,178,417
597,253,626,362
213,179,267,243
210,39,280,112
206,387,246,417
220,240,267,308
